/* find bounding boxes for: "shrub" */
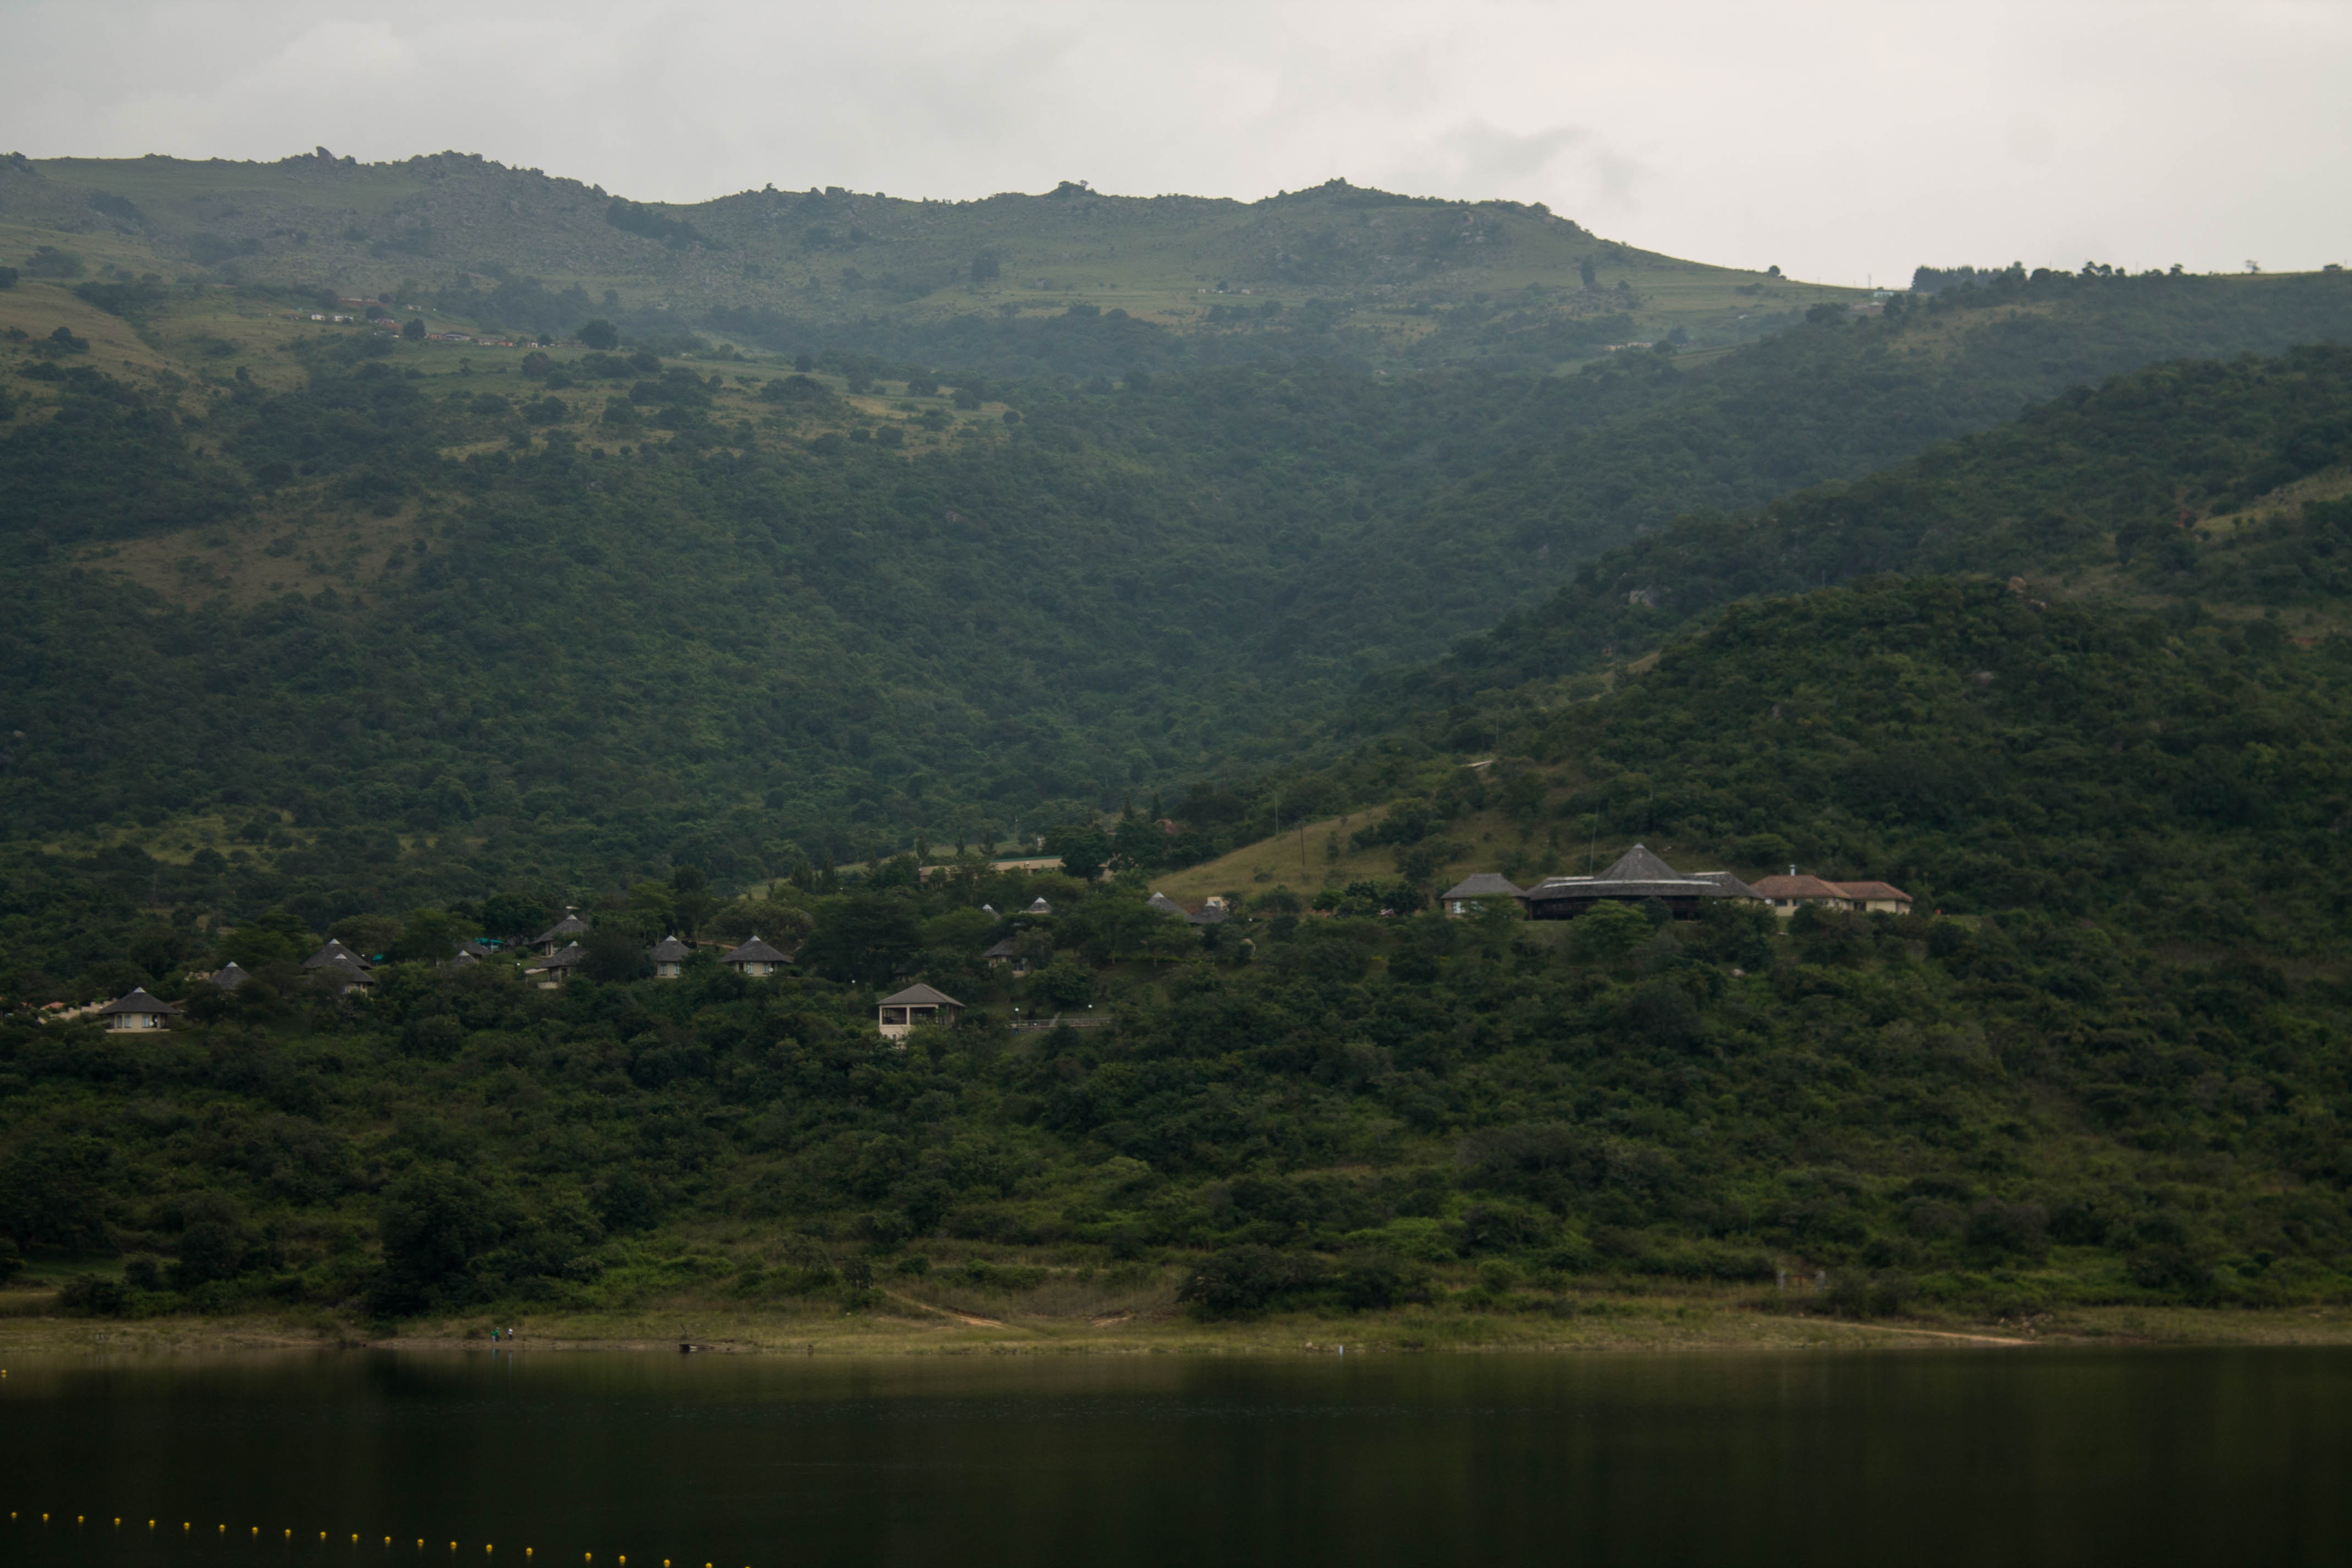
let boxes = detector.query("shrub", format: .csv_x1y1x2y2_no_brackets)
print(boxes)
56,1274,129,1316
1177,1244,1321,1317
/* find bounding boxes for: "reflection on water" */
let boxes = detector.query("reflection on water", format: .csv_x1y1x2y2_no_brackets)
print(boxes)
0,1348,2346,1567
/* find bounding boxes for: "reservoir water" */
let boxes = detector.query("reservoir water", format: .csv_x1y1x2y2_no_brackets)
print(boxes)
1,1348,2345,1566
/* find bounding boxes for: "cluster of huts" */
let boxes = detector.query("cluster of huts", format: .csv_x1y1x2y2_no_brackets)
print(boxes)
68,855,1894,1037
77,907,963,1039
1441,845,1910,919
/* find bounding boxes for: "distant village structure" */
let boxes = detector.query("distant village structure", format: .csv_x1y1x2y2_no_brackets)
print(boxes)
721,935,789,978
1440,873,1522,917
1513,845,1762,919
878,983,964,1039
98,989,181,1032
62,845,1914,1039
1446,845,1909,922
1750,872,1914,916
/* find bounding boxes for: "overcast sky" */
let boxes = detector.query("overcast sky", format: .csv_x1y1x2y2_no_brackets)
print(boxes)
9,0,2349,285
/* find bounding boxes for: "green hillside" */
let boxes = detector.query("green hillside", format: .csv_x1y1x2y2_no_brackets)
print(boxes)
1382,334,2352,720
6,575,2349,1335
5,259,2349,916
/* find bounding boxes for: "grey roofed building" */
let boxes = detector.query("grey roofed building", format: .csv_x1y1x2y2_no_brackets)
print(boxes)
531,909,592,954
314,952,375,988
303,938,370,970
1146,892,1187,918
1026,897,1052,914
983,937,1023,962
721,935,789,977
648,934,693,978
458,939,497,960
1517,843,1762,921
207,962,249,990
1185,902,1229,927
97,988,182,1030
979,903,998,917
526,941,587,983
1441,873,1523,915
878,982,966,1039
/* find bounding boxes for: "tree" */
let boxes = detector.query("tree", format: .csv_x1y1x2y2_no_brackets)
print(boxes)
402,317,426,341
578,318,620,350
799,894,922,986
373,1167,508,1314
390,908,473,965
970,252,1000,282
0,1141,114,1251
1047,822,1112,882
481,892,550,941
582,927,650,982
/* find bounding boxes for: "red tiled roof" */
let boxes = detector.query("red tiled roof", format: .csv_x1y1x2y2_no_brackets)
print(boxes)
1834,881,1912,902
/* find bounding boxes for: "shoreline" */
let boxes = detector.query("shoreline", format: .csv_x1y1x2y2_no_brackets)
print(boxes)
6,1297,2352,1358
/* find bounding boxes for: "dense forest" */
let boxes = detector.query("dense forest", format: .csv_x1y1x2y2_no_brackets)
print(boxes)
1382,341,2352,715
6,264,2350,927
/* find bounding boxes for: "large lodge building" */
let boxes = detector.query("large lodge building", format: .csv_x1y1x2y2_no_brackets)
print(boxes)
1444,846,1911,921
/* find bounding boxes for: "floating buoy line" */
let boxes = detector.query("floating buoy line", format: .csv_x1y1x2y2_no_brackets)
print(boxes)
2,1507,752,1568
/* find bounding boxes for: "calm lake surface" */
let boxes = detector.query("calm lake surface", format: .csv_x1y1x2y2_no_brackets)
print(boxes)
1,1347,2346,1567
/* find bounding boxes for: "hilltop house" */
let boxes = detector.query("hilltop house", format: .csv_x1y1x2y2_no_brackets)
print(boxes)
526,942,586,987
304,939,370,971
1441,873,1523,917
97,989,181,1032
206,962,249,991
722,935,790,978
648,935,693,979
878,983,964,1041
532,909,591,955
303,940,374,992
1516,845,1761,921
1751,872,1914,916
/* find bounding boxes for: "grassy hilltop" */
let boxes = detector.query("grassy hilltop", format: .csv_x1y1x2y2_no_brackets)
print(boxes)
0,150,1847,375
